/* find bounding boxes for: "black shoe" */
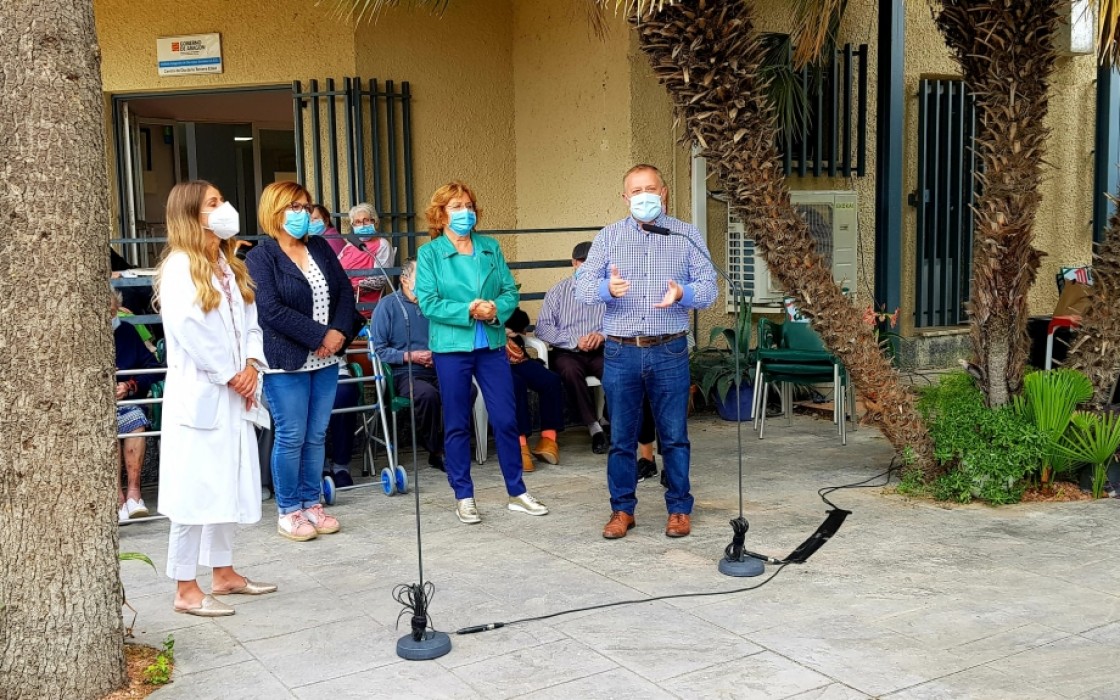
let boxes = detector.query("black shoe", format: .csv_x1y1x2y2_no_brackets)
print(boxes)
332,469,354,488
428,453,445,472
637,457,658,482
591,432,608,454
659,468,668,489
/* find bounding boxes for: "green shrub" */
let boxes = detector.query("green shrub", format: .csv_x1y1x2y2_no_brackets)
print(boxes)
917,372,1045,504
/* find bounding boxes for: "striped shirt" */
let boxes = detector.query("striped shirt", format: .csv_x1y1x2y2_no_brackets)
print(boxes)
534,274,604,350
574,213,717,337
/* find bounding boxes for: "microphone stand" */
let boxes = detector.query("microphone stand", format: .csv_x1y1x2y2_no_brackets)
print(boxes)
361,236,452,659
640,222,764,578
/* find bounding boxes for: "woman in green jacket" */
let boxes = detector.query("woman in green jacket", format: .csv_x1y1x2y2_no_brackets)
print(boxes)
414,181,549,524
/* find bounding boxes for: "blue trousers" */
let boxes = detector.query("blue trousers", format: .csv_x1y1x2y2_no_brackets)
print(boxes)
329,380,360,467
510,359,566,436
433,348,526,500
602,336,693,515
263,365,339,515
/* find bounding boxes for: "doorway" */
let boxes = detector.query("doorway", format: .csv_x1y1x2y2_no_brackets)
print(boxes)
113,87,295,265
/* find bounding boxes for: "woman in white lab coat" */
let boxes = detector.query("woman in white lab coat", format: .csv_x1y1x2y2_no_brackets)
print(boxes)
156,180,277,616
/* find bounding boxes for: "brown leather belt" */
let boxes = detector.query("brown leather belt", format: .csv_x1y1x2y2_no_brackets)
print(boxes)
606,331,687,348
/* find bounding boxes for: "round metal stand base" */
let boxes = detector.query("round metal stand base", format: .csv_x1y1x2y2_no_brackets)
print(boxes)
396,630,452,660
719,555,766,577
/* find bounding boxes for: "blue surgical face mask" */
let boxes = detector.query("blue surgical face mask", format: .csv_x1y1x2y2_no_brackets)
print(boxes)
629,192,663,223
353,223,376,239
284,210,311,238
112,316,121,331
448,209,476,237
573,266,583,280
308,219,326,236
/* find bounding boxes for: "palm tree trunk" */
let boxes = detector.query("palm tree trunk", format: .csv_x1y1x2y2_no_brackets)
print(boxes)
631,0,937,476
0,1,127,697
1066,207,1120,410
934,0,1060,406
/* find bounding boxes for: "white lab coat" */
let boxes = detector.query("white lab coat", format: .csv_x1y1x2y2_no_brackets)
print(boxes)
157,252,268,525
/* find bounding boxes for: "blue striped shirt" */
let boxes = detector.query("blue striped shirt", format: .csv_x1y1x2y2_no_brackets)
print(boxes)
575,214,717,337
535,274,604,350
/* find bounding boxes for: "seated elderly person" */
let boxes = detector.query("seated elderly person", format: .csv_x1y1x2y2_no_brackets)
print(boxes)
370,259,447,471
534,241,610,454
505,308,565,470
339,202,395,318
112,286,162,522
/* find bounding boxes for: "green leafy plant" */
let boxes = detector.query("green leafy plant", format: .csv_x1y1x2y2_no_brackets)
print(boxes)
1058,412,1120,499
120,551,156,637
917,372,1046,504
696,295,754,403
1012,369,1094,483
143,634,175,685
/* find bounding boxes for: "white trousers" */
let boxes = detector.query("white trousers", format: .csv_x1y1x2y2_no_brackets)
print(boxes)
166,522,237,581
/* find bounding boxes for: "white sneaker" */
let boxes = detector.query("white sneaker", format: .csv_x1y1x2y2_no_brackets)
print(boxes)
456,498,481,524
118,504,129,524
508,492,549,516
124,498,149,519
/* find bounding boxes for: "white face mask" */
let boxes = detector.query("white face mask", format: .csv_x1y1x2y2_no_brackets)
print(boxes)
112,316,121,330
204,201,240,240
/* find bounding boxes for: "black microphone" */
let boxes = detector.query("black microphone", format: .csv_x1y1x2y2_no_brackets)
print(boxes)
640,223,673,236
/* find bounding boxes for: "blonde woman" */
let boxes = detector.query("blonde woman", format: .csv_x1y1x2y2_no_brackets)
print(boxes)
156,181,276,617
246,181,357,541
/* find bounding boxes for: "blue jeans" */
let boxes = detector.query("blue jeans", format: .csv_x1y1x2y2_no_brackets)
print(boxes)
263,365,339,515
433,348,526,500
602,336,693,515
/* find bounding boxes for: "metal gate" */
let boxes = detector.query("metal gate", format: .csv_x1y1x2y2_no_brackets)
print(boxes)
911,78,977,328
292,78,416,257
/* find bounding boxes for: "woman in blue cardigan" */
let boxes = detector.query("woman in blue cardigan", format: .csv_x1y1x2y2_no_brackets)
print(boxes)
246,181,357,542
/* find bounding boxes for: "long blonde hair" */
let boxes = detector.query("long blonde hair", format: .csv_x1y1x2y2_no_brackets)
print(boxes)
156,180,255,313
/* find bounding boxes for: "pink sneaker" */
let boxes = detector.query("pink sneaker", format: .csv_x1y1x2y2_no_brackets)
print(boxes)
278,511,318,541
303,504,340,534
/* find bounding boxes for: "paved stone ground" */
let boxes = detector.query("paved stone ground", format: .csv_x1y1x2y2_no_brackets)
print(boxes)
120,414,1120,699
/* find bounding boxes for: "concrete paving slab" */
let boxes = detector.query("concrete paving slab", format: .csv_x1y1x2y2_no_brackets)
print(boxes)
113,414,1120,699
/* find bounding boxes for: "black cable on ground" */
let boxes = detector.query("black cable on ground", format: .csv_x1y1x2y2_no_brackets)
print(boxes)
455,460,901,635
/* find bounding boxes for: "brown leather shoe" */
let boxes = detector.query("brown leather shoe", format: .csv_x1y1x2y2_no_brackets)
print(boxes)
521,444,535,473
665,513,691,538
531,437,559,465
602,511,636,539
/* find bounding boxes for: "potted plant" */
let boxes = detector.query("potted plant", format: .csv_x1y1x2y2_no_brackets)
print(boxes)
694,296,754,421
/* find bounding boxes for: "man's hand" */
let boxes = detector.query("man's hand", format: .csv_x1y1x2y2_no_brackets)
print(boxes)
654,280,684,309
406,349,433,367
608,265,630,298
577,332,604,351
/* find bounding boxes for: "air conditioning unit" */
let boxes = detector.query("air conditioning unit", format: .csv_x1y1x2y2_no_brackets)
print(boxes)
726,190,858,312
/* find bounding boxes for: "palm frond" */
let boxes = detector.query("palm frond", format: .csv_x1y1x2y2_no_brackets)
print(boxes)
790,0,848,70
1101,0,1120,67
328,0,451,23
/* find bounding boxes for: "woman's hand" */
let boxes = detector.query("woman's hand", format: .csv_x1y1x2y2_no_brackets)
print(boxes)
322,329,346,354
228,364,258,399
472,300,497,321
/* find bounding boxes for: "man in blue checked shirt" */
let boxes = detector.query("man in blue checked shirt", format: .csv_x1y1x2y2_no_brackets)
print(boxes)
575,163,717,540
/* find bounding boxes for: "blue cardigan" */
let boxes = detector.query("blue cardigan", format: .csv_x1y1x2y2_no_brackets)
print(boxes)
246,236,358,371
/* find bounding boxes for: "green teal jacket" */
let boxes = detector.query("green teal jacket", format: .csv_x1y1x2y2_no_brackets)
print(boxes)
415,233,520,353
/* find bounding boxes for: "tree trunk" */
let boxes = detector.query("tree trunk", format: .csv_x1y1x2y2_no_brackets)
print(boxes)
632,0,937,477
934,0,1059,406
0,1,127,698
1066,207,1120,410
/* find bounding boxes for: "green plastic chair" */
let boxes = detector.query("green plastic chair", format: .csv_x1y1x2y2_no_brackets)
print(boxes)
751,318,854,444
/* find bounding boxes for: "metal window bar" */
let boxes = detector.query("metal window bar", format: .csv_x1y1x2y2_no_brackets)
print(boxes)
782,43,869,178
912,78,976,328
